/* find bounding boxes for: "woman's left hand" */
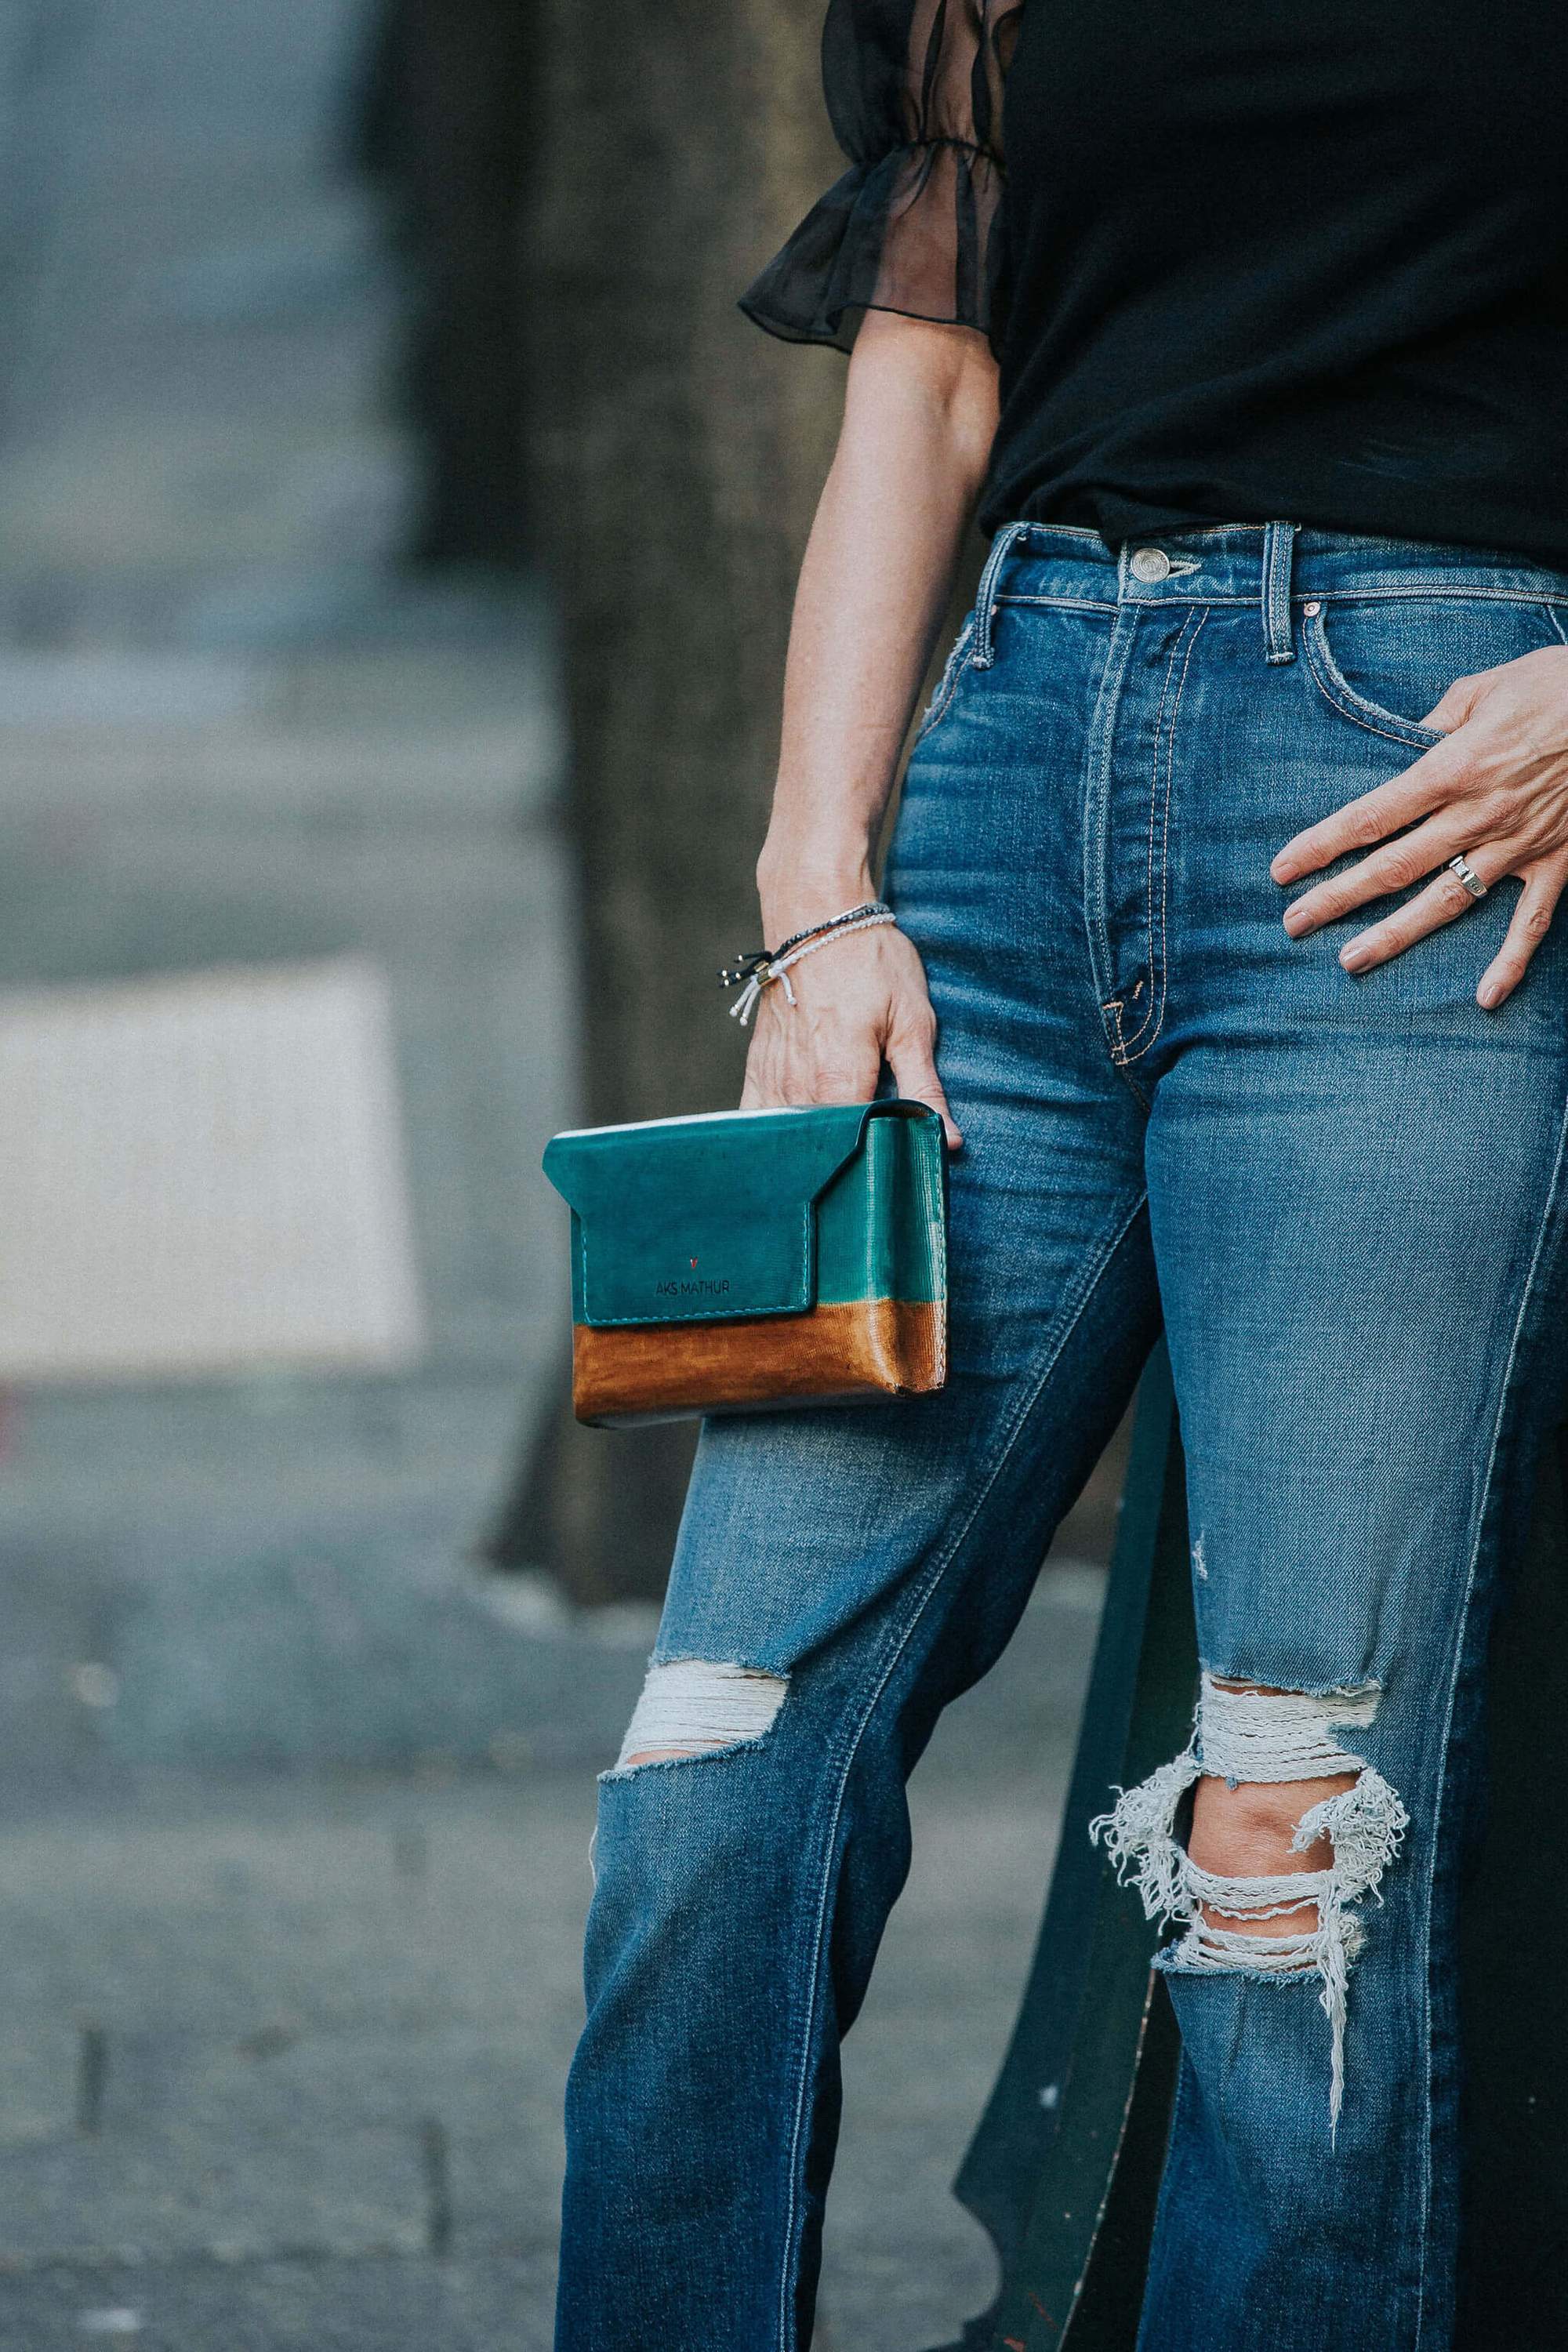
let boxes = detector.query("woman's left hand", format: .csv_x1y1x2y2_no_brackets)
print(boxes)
1271,644,1568,1007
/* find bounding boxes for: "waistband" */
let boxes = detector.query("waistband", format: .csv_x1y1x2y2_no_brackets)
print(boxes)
968,519,1568,673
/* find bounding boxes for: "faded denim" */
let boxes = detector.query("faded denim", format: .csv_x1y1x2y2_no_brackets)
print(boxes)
555,524,1568,2352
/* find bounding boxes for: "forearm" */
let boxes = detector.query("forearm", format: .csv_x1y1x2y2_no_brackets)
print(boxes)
756,311,1000,938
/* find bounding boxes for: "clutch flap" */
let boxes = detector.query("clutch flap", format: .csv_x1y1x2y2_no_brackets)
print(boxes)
542,1103,878,1327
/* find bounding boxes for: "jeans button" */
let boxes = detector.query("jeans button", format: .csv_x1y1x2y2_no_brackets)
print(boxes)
1131,547,1172,583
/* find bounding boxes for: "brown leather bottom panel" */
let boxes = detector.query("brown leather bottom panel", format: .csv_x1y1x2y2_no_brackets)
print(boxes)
572,1298,945,1427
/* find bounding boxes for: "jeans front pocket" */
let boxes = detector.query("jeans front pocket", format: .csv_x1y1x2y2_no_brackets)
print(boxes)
1302,593,1568,752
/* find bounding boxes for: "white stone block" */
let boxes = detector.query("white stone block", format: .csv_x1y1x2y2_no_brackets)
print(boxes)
0,958,424,1381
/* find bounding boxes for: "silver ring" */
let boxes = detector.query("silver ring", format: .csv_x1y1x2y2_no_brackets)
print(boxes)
1448,853,1487,901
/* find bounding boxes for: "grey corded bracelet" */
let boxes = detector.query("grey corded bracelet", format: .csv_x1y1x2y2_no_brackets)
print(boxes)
719,900,897,1025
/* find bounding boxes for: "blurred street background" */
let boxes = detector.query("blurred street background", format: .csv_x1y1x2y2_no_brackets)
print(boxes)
0,4,1118,2344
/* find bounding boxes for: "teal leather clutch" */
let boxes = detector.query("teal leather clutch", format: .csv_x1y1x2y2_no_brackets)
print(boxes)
542,1100,948,1425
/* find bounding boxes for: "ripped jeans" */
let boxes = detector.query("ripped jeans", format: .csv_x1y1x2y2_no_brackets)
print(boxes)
555,524,1568,2352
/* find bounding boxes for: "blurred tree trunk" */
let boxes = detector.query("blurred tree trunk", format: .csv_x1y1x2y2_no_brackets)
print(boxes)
488,0,847,1601
351,0,534,566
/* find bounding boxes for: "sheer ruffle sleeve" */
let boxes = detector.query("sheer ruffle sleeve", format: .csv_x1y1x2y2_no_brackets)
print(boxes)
739,0,1023,356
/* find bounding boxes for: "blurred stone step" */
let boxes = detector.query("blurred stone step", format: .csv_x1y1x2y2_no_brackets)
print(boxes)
0,1502,648,1777
0,713,559,822
0,2252,557,2352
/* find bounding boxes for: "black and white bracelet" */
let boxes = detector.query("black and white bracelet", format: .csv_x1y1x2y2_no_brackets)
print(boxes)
770,899,891,959
719,900,897,1026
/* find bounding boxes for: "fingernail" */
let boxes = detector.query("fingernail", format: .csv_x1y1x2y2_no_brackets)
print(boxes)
1341,942,1374,972
1478,978,1503,1010
1283,906,1309,935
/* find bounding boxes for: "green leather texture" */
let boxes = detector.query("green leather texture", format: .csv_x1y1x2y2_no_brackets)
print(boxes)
542,1102,946,1328
814,1102,946,1308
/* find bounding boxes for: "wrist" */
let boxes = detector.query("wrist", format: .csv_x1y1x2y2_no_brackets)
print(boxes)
756,843,877,942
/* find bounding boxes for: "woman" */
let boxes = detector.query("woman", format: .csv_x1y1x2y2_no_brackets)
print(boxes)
556,3,1568,2345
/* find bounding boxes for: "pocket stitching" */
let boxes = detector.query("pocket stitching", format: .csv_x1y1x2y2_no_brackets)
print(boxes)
1301,606,1446,750
1117,608,1206,1061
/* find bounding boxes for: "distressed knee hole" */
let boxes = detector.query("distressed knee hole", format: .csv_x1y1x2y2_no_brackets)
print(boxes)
1189,1771,1358,1940
612,1660,787,1773
1089,1671,1409,2132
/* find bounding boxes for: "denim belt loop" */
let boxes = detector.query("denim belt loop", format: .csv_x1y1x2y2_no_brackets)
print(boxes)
1261,521,1298,665
971,521,1032,669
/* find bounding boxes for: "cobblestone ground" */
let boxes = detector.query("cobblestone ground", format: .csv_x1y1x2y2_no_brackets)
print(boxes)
0,1576,1102,2350
0,4,1102,2345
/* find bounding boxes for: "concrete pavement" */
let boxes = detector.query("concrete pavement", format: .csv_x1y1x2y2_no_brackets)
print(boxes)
0,1572,1103,2350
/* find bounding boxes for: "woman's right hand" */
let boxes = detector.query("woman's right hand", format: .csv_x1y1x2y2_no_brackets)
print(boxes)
739,914,963,1151
735,310,997,1159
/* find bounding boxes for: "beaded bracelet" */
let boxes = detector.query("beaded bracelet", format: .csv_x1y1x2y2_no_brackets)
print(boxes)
771,899,891,959
718,899,891,999
720,900,892,998
719,902,898,1027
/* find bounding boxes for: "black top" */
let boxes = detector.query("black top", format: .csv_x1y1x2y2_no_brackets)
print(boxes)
740,0,1568,561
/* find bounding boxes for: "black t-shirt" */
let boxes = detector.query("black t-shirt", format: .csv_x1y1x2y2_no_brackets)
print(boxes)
741,0,1568,564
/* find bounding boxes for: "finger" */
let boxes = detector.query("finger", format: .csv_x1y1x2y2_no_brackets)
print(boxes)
1271,735,1470,884
739,1003,788,1107
888,1029,963,1151
1419,670,1486,733
1477,865,1566,1010
800,1027,883,1109
739,1061,775,1109
1338,843,1514,976
1282,811,1472,936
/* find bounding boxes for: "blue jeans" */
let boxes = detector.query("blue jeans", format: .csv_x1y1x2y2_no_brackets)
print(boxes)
555,524,1568,2351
